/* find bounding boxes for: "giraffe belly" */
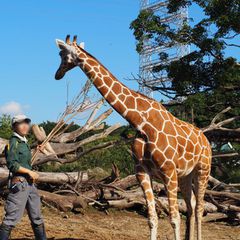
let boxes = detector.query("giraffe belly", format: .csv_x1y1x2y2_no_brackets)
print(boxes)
176,151,201,177
177,162,196,177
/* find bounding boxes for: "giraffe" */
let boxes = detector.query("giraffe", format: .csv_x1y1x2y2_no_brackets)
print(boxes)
54,35,212,240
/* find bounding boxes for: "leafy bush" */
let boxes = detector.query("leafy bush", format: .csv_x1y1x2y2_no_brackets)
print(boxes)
0,115,12,139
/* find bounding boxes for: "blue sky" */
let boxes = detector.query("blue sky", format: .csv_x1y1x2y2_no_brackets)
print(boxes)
0,0,140,125
0,1,239,126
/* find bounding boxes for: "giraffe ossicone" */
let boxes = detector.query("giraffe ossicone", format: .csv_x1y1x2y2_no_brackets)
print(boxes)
54,35,212,240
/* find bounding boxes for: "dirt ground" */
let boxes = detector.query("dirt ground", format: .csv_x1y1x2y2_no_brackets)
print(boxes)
0,205,239,240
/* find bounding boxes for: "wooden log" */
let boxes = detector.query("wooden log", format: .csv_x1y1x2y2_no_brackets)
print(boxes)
0,167,88,185
0,138,8,155
206,189,240,201
49,123,121,155
228,183,240,188
99,189,217,214
37,171,88,185
208,176,238,192
81,178,217,214
38,190,87,212
113,175,138,189
156,197,217,214
202,213,228,222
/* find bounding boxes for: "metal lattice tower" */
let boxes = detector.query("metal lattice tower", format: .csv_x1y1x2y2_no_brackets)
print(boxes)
139,0,190,96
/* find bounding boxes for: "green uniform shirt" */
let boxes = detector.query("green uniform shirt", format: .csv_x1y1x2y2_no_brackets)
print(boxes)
6,135,32,174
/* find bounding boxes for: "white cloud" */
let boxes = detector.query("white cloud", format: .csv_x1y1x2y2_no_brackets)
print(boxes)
0,101,29,115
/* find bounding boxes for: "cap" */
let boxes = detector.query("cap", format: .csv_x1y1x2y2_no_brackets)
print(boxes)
12,115,31,126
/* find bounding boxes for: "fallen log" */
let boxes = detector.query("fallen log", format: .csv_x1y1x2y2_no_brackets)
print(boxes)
202,213,228,222
37,171,88,185
49,123,121,155
229,183,240,188
0,138,8,154
38,190,87,212
0,167,88,185
71,175,217,214
206,189,240,201
208,176,238,192
106,195,217,214
209,195,240,220
43,185,217,214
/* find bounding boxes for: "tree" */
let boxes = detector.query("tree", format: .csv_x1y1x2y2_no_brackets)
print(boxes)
130,0,240,126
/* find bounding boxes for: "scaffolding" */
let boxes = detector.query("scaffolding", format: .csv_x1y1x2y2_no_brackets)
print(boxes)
139,0,190,96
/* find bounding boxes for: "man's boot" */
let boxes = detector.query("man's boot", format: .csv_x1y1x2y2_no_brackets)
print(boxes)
0,224,12,240
32,223,47,240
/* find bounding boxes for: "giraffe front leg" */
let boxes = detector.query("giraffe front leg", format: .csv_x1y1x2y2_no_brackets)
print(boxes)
132,138,158,240
136,171,158,240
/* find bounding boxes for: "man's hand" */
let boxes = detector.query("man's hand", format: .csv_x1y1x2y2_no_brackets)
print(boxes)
28,170,39,182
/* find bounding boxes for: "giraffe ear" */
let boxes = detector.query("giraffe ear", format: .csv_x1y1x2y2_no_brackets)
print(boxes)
55,39,67,50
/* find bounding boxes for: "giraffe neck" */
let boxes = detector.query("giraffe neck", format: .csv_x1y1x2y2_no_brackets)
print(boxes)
75,47,146,128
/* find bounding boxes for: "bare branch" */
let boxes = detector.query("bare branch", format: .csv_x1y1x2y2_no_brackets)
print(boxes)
213,152,239,158
33,123,121,159
52,99,113,143
202,107,240,134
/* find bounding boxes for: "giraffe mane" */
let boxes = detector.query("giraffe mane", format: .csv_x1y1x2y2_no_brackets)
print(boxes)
74,44,157,103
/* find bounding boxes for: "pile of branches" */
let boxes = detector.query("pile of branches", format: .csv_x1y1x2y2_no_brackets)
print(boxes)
3,165,236,224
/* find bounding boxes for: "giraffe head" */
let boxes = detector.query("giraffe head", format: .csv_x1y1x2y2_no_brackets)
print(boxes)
55,35,84,80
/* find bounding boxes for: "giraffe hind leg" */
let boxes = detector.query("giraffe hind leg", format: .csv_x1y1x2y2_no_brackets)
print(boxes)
163,169,181,240
179,172,196,240
194,151,211,240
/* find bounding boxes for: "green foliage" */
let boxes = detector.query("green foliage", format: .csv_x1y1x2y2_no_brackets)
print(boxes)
211,142,240,183
130,0,240,125
0,115,12,139
39,121,57,135
168,0,240,36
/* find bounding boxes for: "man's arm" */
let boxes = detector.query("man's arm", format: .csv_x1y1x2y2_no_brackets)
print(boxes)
6,138,21,173
17,166,39,181
6,139,39,181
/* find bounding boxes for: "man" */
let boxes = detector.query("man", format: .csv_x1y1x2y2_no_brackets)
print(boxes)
0,115,47,240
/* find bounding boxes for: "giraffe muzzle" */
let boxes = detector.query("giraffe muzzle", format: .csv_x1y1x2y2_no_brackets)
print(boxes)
55,69,65,80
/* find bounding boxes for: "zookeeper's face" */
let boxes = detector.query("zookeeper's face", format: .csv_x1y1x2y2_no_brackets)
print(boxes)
15,121,31,136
